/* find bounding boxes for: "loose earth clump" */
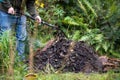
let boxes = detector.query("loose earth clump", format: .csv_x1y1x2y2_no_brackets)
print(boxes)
33,38,103,73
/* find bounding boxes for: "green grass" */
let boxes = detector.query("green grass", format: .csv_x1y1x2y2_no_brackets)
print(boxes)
0,67,120,80
37,72,120,80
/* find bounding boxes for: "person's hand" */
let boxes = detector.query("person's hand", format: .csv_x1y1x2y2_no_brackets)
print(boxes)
35,16,41,23
8,7,15,15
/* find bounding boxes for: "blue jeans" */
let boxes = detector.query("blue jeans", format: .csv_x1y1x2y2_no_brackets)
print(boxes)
0,0,3,2
0,10,27,58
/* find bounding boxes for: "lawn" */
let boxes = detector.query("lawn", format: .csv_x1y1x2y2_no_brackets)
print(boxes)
0,70,120,80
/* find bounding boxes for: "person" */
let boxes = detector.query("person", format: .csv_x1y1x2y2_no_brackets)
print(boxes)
0,0,41,59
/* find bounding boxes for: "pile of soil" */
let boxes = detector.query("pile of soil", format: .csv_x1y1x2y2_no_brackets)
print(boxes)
99,56,120,72
33,38,103,73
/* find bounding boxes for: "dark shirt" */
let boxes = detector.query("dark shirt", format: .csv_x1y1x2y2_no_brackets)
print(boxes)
0,0,38,17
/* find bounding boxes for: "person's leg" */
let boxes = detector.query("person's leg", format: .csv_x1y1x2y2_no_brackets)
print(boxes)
0,11,17,33
0,11,11,33
16,15,27,59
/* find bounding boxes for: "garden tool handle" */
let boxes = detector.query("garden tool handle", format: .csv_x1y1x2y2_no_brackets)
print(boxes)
41,21,56,27
24,13,68,39
24,13,56,27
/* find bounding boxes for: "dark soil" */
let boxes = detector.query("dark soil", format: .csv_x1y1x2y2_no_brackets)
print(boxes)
33,38,103,73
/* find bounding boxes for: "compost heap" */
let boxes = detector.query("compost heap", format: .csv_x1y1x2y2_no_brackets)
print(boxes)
33,38,103,73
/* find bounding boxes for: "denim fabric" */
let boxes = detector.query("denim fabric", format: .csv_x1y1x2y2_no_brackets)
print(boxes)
0,0,3,2
0,10,27,58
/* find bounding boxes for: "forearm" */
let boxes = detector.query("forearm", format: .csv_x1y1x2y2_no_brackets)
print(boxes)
26,0,38,18
2,0,12,9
